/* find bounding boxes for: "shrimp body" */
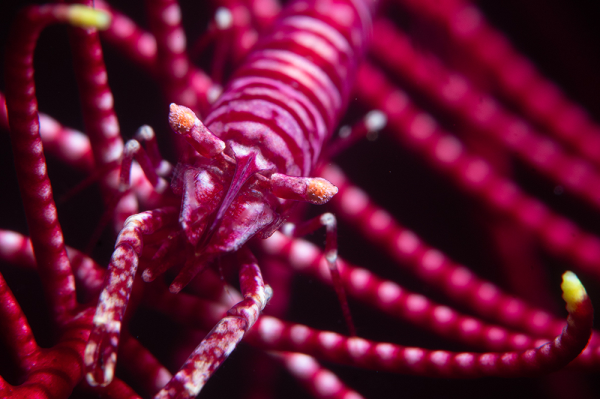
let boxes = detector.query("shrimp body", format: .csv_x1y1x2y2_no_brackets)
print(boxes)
172,0,374,259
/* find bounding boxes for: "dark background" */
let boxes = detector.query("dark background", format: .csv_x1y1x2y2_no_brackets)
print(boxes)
1,0,600,398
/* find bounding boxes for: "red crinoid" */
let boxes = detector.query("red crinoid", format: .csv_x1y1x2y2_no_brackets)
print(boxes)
1,0,600,398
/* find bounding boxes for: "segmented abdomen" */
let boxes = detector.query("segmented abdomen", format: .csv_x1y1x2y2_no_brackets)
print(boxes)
204,0,374,176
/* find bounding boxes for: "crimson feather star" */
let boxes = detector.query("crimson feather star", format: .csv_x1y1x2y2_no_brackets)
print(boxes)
1,0,600,398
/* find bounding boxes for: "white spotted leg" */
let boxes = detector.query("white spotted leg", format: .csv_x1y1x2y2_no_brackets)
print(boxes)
154,247,272,399
84,206,178,387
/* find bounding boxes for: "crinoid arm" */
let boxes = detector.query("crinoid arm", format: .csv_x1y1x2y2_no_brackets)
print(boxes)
248,271,592,377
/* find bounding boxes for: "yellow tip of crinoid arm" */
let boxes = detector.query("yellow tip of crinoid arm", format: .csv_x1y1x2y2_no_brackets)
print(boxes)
561,271,588,313
67,5,111,30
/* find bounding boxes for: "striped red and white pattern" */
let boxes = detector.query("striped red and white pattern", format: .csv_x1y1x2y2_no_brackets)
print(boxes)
204,0,375,177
